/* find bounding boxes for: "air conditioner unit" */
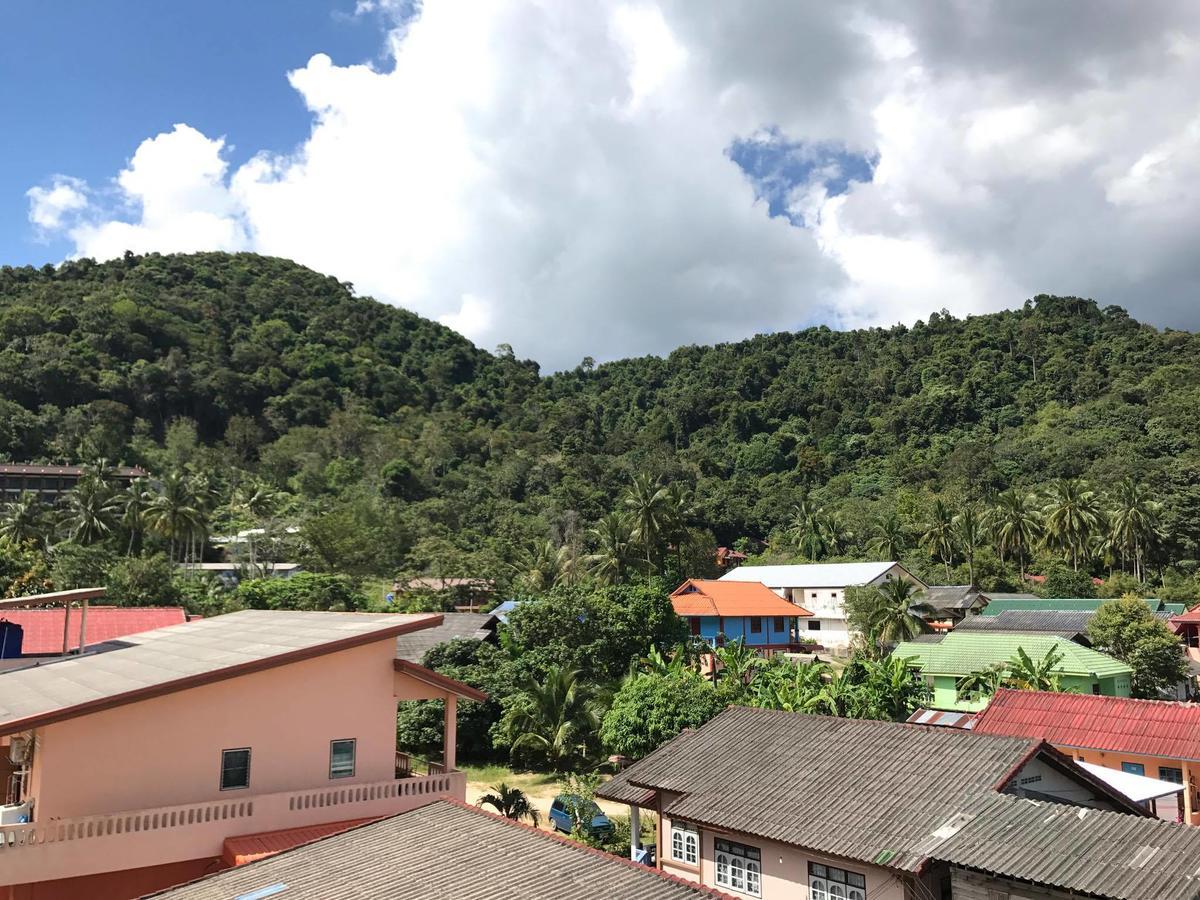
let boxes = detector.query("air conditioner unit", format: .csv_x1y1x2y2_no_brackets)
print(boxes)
8,737,26,765
0,802,30,825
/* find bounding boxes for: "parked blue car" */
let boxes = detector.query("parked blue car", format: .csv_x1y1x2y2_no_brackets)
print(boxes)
548,794,612,836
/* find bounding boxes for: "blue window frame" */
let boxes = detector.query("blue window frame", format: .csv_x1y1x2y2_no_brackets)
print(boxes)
1121,762,1146,776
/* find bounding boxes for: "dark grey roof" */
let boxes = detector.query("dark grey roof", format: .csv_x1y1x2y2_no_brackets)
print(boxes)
599,706,1047,873
909,634,946,644
147,799,725,899
924,585,983,612
955,609,1097,634
934,792,1200,900
394,612,498,663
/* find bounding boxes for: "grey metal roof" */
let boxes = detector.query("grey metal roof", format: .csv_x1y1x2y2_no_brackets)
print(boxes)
599,706,1046,873
146,799,728,899
394,612,498,663
933,792,1200,900
924,585,983,612
0,610,438,735
955,609,1097,634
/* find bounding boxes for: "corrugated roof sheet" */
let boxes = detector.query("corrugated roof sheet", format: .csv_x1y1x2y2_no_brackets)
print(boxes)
222,818,378,866
893,632,1133,678
905,708,977,729
924,585,983,611
670,580,812,618
982,598,1170,615
599,706,1045,874
148,800,730,899
0,610,439,735
955,609,1097,636
0,606,188,654
718,562,906,588
974,689,1200,761
394,612,498,663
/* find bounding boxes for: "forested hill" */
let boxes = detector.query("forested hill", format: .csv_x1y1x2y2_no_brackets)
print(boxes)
2,251,1199,585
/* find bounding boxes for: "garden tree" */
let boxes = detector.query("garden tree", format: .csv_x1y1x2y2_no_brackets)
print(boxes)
749,658,829,712
958,646,1067,701
476,784,541,827
1108,478,1163,583
1038,564,1097,599
920,499,956,580
145,472,208,566
1042,478,1104,571
48,543,110,590
749,656,929,720
105,554,183,606
869,512,908,560
495,666,603,770
600,670,724,759
235,572,366,611
1087,597,1188,698
844,581,932,658
952,505,984,585
989,488,1043,576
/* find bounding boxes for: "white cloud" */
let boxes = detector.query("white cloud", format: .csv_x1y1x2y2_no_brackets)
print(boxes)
28,1,1200,367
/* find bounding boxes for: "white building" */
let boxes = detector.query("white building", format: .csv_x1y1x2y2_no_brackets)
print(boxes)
718,562,925,649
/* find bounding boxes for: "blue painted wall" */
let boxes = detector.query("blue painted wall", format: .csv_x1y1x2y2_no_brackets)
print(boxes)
689,615,793,646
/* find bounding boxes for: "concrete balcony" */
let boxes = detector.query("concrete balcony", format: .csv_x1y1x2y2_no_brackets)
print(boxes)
0,769,465,887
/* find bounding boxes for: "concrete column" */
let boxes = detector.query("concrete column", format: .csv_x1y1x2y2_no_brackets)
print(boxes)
443,694,457,771
1185,761,1195,824
630,804,641,860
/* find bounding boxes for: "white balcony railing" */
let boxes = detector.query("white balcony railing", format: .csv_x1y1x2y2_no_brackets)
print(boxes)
0,770,465,887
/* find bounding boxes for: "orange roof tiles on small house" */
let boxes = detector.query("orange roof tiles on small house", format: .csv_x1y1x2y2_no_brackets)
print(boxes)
222,818,380,866
670,579,812,618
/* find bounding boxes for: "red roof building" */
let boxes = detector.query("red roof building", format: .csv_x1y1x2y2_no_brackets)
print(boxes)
975,689,1200,824
0,606,189,655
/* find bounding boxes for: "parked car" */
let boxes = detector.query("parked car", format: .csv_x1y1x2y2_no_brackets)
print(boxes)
548,794,613,836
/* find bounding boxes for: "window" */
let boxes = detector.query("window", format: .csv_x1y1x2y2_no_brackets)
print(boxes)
808,620,821,631
1092,683,1102,695
750,617,762,634
670,821,698,865
1122,762,1146,776
329,739,356,779
773,617,785,632
809,862,865,900
220,748,251,791
715,839,761,897
1160,766,1184,784
690,618,702,636
830,591,837,598
811,592,818,599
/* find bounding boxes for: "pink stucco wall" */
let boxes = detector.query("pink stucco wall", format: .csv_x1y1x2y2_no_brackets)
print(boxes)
32,638,400,820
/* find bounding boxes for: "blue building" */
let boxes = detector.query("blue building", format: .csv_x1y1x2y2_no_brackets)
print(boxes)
670,579,812,652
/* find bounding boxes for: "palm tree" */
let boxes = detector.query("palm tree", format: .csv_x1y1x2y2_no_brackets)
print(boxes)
869,512,908,560
509,540,566,594
120,479,154,556
952,505,984,585
145,472,207,566
504,666,600,770
585,512,636,585
476,783,541,827
1108,477,1162,583
59,477,121,545
0,492,49,547
919,499,956,580
820,513,854,556
788,494,826,562
1042,478,1103,571
622,474,671,573
660,481,695,570
860,579,933,655
989,488,1042,578
1004,645,1065,692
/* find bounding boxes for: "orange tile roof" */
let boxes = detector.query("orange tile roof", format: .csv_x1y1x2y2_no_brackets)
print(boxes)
223,818,380,866
670,579,812,618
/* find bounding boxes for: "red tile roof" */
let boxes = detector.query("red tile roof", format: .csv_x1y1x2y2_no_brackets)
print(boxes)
1170,606,1200,626
670,579,812,618
974,689,1200,761
222,818,379,866
0,606,189,654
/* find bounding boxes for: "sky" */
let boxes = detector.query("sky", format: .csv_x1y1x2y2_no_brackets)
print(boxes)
7,1,1200,371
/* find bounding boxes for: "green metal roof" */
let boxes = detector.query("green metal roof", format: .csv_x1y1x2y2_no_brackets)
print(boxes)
981,597,1173,615
892,632,1133,678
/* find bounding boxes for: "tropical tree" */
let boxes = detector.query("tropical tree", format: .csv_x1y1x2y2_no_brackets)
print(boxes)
869,512,908,560
476,783,541,827
622,474,671,573
707,638,764,684
497,666,602,770
509,540,569,593
1004,645,1066,691
59,477,120,545
120,479,154,556
989,488,1043,578
820,513,854,557
145,472,209,566
749,659,829,712
952,505,984,585
1107,478,1163,583
1042,478,1104,571
585,512,636,585
0,492,49,548
788,494,826,562
920,499,956,580
846,580,933,657
1088,597,1187,698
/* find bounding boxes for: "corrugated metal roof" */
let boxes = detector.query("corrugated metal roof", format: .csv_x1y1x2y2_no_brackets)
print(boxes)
982,598,1168,615
893,632,1133,678
0,610,440,735
975,689,1200,761
222,818,379,866
933,792,1200,900
599,706,1045,874
955,609,1097,635
670,580,812,618
924,585,983,611
148,800,731,899
905,708,977,729
718,562,906,588
394,612,498,663
0,606,188,654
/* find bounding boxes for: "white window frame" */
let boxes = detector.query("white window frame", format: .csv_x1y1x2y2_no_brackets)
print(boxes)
670,820,698,865
809,862,865,900
714,838,762,897
329,738,356,779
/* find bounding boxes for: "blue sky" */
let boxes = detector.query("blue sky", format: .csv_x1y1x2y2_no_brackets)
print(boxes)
0,0,387,266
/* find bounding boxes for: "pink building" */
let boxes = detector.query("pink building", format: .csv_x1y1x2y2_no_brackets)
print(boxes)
0,609,483,900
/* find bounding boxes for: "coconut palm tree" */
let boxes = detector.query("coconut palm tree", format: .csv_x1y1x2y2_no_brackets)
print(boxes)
860,579,933,655
504,666,601,770
1042,478,1103,571
869,512,908,560
509,540,567,593
1107,477,1162,583
952,505,984,585
919,499,956,580
476,783,541,827
59,477,121,545
120,479,154,556
0,492,49,548
989,488,1043,578
145,472,207,566
820,513,854,556
585,512,636,585
788,494,826,562
622,474,671,573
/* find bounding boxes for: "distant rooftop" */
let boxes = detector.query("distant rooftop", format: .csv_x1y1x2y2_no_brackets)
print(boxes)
893,632,1133,678
394,612,498,663
0,464,146,477
0,610,439,736
147,799,726,899
0,606,188,654
718,561,907,588
982,597,1184,615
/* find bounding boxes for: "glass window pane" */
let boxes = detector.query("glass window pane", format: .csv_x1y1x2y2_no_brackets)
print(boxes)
221,748,250,790
330,739,356,778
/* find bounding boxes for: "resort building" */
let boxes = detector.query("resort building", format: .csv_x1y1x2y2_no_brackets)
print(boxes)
718,562,924,650
599,705,1200,900
0,609,483,899
892,632,1133,711
0,464,147,502
669,579,811,654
